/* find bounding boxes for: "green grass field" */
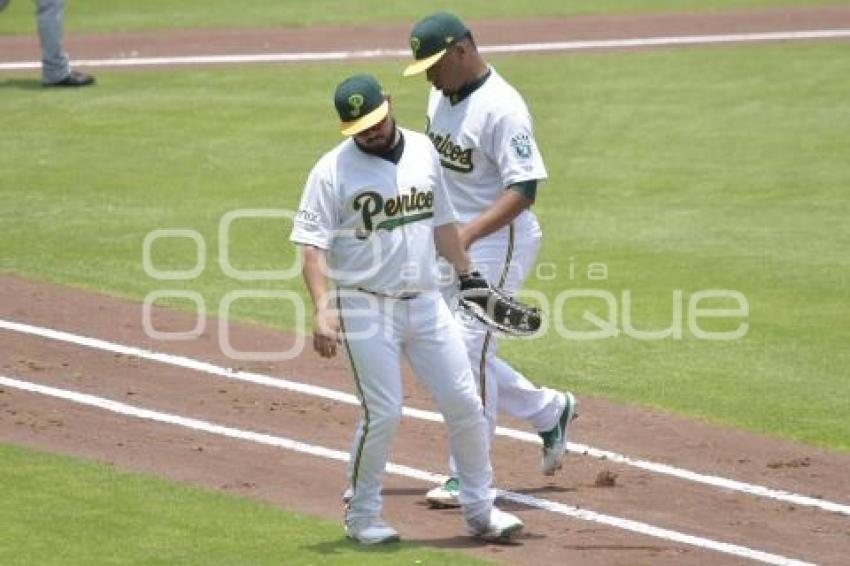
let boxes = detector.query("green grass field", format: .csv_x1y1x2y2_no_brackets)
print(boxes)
2,2,849,563
0,444,488,565
2,42,848,451
0,0,845,34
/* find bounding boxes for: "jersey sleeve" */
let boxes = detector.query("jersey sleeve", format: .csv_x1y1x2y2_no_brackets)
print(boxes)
289,158,337,250
489,111,548,188
431,150,458,227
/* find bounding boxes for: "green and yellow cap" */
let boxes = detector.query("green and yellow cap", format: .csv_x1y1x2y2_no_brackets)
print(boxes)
403,12,469,77
333,74,390,136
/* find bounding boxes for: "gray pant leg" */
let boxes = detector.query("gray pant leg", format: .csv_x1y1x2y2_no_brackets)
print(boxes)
36,0,70,83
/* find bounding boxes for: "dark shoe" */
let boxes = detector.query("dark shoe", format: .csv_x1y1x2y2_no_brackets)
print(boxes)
45,70,96,87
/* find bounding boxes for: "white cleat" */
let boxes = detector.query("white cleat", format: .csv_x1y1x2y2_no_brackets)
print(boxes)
468,507,524,542
345,517,400,545
425,477,461,508
540,391,578,476
342,486,353,504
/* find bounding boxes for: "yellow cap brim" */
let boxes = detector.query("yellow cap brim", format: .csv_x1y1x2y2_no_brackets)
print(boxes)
402,49,447,77
339,99,390,136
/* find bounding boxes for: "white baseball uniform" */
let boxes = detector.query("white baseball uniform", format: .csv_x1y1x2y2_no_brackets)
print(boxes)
426,68,564,446
290,127,494,524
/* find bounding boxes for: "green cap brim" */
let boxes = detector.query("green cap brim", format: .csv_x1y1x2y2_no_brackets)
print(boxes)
340,99,389,136
402,49,447,77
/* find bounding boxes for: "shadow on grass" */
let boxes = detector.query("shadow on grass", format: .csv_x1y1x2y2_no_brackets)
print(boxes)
303,532,523,557
0,78,44,90
301,537,406,556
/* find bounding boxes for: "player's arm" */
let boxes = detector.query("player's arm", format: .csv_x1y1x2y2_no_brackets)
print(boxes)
458,181,536,249
432,148,474,275
460,106,545,249
292,158,340,358
300,245,339,358
434,223,473,276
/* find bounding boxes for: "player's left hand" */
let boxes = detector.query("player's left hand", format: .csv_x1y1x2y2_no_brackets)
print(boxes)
313,308,340,358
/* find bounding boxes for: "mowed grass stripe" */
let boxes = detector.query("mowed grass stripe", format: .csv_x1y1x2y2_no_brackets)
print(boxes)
0,442,491,565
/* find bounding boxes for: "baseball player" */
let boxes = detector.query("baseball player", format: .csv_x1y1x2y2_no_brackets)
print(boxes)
290,74,523,544
403,12,578,507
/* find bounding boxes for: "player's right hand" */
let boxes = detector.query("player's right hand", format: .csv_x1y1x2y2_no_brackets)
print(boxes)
313,308,340,358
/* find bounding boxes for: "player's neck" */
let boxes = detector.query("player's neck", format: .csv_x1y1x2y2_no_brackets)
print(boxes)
448,66,491,105
468,56,489,82
354,122,402,158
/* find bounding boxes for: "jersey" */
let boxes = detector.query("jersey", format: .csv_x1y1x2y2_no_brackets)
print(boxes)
290,127,456,294
425,68,547,240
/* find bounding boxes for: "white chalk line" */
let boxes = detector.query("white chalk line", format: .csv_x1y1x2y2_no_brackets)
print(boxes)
1,29,849,71
2,317,849,518
0,373,815,566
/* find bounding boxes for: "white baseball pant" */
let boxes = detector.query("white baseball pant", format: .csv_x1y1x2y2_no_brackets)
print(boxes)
338,290,494,524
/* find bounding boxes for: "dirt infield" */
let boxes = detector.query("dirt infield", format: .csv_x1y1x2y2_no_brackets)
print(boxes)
3,6,850,564
1,6,849,65
2,273,849,565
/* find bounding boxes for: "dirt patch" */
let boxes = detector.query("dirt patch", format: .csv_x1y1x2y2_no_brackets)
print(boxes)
595,470,619,488
767,457,812,469
2,273,849,565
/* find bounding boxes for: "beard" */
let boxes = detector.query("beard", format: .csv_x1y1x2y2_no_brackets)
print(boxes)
355,121,399,156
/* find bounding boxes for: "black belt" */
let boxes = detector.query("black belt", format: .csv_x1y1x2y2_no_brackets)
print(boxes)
356,287,420,300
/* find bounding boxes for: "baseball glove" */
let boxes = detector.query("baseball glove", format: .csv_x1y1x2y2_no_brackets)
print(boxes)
458,271,542,337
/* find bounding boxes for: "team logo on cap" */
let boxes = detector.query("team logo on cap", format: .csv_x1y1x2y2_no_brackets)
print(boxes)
410,36,421,54
348,93,365,117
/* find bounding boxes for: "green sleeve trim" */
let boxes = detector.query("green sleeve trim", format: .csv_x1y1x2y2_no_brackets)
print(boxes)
509,179,538,201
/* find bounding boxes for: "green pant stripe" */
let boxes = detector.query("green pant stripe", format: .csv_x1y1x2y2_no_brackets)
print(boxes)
479,332,492,409
478,223,515,409
498,223,516,289
337,294,369,496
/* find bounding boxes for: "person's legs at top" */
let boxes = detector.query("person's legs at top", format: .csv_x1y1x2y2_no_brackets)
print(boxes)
36,0,94,86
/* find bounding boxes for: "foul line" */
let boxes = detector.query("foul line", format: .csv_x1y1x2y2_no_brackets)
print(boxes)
0,319,850,516
0,374,815,566
1,29,849,71
2,318,848,518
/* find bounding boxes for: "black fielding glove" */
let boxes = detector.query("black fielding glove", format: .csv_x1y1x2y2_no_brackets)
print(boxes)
457,271,542,337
